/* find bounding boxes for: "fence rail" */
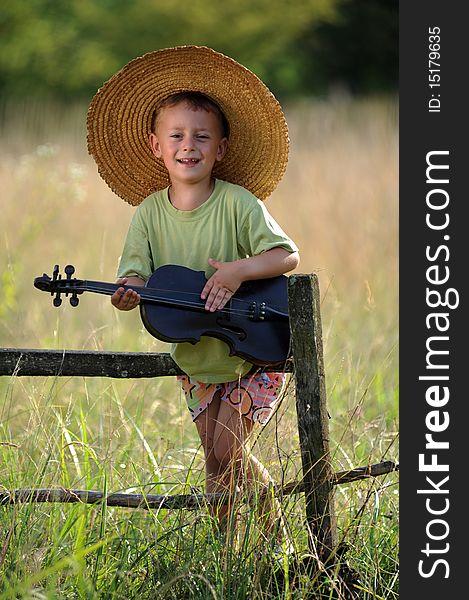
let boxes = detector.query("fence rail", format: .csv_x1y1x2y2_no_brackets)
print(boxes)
0,349,292,378
0,274,398,562
0,462,398,510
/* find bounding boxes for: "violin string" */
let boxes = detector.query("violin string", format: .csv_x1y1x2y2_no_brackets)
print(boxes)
72,280,286,315
137,286,286,313
141,285,258,306
83,284,258,317
137,283,286,310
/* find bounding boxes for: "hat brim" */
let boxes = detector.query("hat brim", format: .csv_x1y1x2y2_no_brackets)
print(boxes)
87,46,289,205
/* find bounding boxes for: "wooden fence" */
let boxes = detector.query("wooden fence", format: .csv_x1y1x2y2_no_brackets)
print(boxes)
0,274,398,561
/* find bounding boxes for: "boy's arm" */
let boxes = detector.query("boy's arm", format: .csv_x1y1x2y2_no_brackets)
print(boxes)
111,276,145,311
201,247,300,312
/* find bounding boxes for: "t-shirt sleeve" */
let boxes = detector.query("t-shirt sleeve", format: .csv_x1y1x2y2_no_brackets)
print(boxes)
116,210,154,280
237,200,299,257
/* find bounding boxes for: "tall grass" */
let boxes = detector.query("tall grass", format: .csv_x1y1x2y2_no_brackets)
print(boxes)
0,95,398,598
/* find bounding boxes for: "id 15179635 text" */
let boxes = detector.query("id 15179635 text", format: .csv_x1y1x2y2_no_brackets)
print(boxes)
428,26,441,113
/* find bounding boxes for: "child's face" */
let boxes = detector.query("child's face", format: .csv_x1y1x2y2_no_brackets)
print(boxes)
149,102,228,188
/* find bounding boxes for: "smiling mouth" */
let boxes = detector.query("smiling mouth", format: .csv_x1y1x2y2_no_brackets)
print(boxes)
177,158,200,164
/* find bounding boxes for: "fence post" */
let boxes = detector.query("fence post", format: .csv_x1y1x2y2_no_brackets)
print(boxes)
288,274,338,559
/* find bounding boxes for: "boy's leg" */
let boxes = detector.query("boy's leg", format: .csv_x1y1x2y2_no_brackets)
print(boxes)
195,395,255,527
193,388,223,492
212,401,285,540
193,389,237,526
182,375,289,542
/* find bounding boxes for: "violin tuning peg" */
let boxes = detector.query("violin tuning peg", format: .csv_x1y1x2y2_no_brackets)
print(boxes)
53,295,62,307
70,295,79,307
65,265,75,278
52,265,60,281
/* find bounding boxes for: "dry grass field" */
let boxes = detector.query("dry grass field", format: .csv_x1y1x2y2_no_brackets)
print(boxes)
0,96,398,598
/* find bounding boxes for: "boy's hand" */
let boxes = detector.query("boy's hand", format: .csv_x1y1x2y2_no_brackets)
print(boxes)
200,248,300,312
201,258,243,312
111,277,142,311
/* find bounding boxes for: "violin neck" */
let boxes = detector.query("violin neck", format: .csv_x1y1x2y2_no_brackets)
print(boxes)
82,280,144,298
81,280,206,312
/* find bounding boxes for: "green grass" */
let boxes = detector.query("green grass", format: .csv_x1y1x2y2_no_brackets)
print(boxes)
0,96,398,598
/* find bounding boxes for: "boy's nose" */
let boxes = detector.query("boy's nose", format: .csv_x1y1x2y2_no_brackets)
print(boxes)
183,137,196,151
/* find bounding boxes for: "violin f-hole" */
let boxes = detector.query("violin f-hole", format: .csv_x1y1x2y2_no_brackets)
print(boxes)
215,317,246,340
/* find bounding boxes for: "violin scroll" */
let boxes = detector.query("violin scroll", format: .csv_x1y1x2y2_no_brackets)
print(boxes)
34,264,82,307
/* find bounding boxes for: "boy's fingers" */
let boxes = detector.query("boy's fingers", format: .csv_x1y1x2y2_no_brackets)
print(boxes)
208,257,222,269
201,266,235,309
200,279,213,300
124,290,140,306
202,258,226,301
205,286,232,312
111,286,125,306
112,287,140,310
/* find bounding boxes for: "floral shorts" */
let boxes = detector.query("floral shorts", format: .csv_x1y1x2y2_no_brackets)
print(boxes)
177,372,286,425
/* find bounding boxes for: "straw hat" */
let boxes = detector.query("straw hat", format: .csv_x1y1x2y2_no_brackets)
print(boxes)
87,45,289,205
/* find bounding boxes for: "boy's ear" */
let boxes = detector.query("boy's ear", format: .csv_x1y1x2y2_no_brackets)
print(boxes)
149,133,162,158
216,137,228,162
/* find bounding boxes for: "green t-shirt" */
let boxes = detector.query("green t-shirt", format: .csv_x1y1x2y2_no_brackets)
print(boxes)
117,179,298,382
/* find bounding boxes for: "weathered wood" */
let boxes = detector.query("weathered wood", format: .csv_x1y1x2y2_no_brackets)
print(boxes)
0,349,182,378
333,460,399,485
0,461,398,509
0,348,293,378
288,274,338,558
0,488,214,510
279,460,399,493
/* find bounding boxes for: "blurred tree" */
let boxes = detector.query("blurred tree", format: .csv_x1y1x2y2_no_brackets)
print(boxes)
295,0,398,94
0,0,397,101
0,0,338,100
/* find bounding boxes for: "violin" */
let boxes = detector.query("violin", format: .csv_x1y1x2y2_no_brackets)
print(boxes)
34,264,290,366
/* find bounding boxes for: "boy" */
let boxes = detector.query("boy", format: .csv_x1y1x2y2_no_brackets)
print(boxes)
87,46,299,536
